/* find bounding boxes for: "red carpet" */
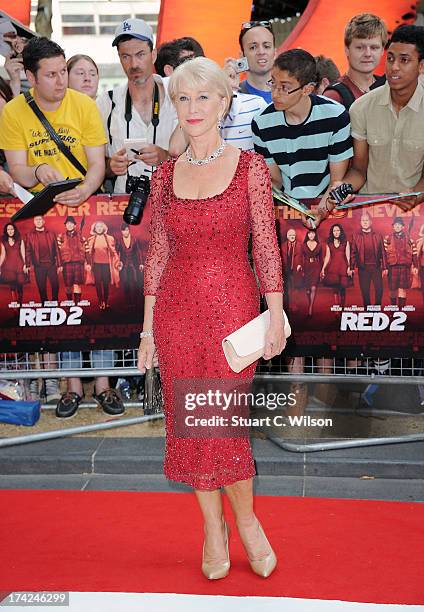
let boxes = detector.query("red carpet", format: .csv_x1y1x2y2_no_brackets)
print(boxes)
1,491,423,604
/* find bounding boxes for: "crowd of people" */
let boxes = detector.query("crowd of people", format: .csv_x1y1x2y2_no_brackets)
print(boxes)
0,10,423,580
0,13,423,412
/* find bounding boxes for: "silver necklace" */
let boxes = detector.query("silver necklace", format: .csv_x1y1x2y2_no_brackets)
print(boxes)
186,140,226,166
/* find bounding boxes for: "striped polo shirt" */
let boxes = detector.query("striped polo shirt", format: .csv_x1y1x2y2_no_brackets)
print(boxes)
222,92,267,151
252,95,353,199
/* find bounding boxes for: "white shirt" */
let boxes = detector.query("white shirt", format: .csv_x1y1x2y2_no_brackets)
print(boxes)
222,92,267,151
97,74,178,193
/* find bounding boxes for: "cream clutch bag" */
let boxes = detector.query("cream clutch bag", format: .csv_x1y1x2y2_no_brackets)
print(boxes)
222,310,291,373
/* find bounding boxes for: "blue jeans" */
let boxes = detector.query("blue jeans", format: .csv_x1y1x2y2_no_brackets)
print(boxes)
59,350,115,371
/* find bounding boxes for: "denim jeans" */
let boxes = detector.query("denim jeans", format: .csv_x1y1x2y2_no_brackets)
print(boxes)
59,350,115,371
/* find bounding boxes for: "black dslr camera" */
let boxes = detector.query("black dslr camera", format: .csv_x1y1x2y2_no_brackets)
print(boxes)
123,174,151,225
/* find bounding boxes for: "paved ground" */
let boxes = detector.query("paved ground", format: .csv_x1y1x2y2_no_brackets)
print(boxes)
1,384,423,502
1,434,423,501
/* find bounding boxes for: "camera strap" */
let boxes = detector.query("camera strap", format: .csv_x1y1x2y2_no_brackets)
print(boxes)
124,80,160,144
24,91,87,177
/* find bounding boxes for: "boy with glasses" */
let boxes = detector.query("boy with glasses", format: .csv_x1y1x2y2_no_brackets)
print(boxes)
252,49,353,226
252,49,353,414
238,20,276,103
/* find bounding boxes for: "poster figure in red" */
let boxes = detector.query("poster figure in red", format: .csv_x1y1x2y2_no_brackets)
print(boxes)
416,223,424,305
57,215,87,304
301,227,323,316
350,211,387,307
24,215,59,304
0,221,27,305
384,216,418,308
320,223,352,308
281,227,303,309
115,222,144,307
85,220,120,310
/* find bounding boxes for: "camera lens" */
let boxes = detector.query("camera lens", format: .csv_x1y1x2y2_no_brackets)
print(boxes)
123,175,150,225
123,191,146,225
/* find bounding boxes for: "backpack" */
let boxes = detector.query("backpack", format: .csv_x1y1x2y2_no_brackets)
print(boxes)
323,82,355,110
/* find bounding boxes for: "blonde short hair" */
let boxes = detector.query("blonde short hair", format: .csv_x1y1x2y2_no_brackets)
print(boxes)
91,221,108,235
168,56,233,116
344,13,388,47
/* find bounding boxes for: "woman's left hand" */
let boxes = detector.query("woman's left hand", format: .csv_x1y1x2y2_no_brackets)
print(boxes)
263,321,287,361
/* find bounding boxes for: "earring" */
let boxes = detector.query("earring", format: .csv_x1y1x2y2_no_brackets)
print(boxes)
217,118,223,130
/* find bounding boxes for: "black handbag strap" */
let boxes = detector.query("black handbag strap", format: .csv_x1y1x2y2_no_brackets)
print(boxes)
24,91,87,177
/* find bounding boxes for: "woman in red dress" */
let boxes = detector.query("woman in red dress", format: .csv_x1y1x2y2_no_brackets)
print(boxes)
0,222,27,304
301,228,323,316
320,223,352,308
138,58,285,580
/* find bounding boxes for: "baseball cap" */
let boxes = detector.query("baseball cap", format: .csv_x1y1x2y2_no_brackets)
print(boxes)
112,18,154,47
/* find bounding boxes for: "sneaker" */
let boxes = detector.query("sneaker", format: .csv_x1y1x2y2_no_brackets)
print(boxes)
94,388,125,416
45,378,61,404
56,392,82,418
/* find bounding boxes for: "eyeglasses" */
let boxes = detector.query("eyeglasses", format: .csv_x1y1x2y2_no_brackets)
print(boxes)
241,20,272,31
267,80,303,94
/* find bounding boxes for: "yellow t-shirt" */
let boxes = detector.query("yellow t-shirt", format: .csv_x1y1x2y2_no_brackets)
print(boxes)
0,88,107,192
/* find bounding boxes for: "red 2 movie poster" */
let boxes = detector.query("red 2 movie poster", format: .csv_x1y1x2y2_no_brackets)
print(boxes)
1,195,424,357
0,195,150,352
277,197,424,357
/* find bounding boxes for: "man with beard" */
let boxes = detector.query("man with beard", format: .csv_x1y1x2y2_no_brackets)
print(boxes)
97,18,178,194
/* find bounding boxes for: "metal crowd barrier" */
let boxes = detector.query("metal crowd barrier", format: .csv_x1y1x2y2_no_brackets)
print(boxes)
2,350,424,384
0,350,423,451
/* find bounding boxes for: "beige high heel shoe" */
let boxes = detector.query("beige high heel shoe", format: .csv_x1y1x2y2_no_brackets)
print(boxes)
245,521,277,578
202,521,230,580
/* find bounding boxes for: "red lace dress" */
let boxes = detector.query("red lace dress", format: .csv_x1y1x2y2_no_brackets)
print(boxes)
144,151,283,490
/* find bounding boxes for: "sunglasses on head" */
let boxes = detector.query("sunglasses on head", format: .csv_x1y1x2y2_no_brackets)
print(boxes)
241,20,272,31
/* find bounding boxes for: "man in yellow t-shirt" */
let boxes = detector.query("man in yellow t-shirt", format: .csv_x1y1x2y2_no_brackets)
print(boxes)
0,37,107,207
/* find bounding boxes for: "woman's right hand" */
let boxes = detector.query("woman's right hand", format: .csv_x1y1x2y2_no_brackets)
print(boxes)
137,336,158,373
